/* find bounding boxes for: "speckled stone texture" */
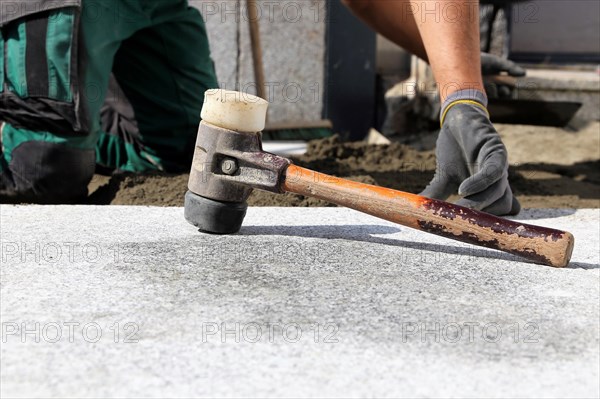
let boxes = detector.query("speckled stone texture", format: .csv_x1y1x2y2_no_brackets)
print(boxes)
514,69,600,121
1,206,599,398
190,0,326,124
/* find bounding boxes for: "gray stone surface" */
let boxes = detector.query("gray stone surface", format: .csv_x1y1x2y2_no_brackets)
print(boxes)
190,0,326,124
238,0,326,124
510,1,600,55
1,206,599,398
190,0,240,88
514,69,600,121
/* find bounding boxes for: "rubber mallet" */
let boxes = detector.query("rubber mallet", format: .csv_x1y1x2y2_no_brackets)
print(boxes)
185,90,574,267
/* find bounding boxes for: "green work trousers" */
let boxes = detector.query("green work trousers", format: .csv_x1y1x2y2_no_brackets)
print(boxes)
0,0,218,202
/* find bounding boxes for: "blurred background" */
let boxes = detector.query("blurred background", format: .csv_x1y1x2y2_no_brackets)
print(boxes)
190,0,600,140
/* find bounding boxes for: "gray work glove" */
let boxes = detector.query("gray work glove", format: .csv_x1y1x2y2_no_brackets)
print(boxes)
420,102,521,216
480,52,526,77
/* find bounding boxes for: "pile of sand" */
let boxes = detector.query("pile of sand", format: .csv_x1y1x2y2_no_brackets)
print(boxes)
87,122,599,209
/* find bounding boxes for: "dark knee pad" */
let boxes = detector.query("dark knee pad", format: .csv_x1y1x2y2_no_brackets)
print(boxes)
1,141,95,204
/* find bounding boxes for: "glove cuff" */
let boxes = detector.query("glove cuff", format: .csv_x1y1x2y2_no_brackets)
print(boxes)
440,90,489,126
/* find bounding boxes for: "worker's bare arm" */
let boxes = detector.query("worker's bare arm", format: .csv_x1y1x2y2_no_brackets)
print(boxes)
341,0,428,62
341,0,520,216
342,0,483,100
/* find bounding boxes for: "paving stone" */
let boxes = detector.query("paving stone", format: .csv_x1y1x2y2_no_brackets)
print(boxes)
1,206,598,398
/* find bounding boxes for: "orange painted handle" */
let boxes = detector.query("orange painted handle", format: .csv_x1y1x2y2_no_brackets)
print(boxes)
282,165,574,267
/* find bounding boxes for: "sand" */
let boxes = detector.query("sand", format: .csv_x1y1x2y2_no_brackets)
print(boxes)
86,122,599,209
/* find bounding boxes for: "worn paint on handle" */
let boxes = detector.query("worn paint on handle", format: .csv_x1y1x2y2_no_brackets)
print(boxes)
282,165,574,267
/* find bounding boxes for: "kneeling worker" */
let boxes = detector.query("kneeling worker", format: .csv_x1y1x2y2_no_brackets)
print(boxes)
0,0,519,216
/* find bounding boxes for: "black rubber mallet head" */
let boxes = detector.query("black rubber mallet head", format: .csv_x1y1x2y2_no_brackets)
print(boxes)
184,89,288,234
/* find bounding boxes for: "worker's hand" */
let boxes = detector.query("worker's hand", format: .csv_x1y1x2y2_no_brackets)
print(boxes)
420,102,521,216
480,52,526,77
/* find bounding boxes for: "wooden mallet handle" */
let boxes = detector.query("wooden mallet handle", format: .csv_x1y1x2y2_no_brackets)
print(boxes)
282,165,574,267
